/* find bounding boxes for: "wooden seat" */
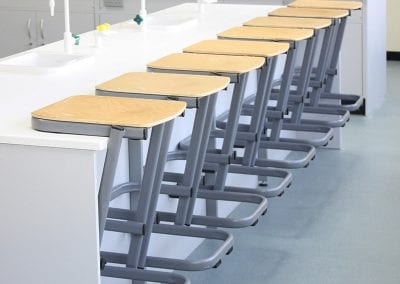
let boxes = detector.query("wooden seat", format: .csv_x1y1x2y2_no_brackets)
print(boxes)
244,16,332,30
147,53,265,74
183,39,290,58
269,7,349,19
96,72,230,99
32,95,186,128
218,26,314,42
289,0,362,10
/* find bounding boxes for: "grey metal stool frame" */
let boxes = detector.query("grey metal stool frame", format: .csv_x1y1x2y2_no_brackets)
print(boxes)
216,26,322,186
31,95,190,284
182,39,316,173
288,1,364,112
267,7,352,128
95,72,237,275
147,52,291,220
271,5,363,117
243,16,335,147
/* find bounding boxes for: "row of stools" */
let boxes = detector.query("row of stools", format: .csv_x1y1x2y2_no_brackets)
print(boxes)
31,0,363,283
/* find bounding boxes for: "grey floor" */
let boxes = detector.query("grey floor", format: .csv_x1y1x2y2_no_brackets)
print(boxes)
182,61,400,284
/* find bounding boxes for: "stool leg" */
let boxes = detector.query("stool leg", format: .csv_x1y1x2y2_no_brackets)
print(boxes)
128,139,143,210
324,17,348,94
185,94,218,225
290,33,318,124
269,46,298,142
206,73,249,219
98,126,125,243
252,58,277,186
213,73,249,191
175,96,210,225
242,60,274,166
309,22,336,106
135,121,175,269
125,123,168,268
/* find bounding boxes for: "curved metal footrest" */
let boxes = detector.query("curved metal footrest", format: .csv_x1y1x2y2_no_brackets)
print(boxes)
158,190,267,228
224,165,292,198
265,122,334,147
102,265,190,284
320,92,363,112
111,182,140,200
255,141,315,169
300,106,350,127
101,223,233,271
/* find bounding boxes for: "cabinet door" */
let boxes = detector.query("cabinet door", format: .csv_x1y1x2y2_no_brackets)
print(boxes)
36,12,95,46
0,11,37,58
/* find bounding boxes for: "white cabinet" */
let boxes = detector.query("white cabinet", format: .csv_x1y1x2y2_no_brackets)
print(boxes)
0,11,95,58
0,11,37,58
0,0,95,58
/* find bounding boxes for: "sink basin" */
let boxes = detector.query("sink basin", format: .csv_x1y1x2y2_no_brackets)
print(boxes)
0,52,92,73
147,13,199,30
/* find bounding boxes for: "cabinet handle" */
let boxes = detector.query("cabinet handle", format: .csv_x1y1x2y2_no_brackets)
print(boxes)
27,18,33,46
40,19,45,45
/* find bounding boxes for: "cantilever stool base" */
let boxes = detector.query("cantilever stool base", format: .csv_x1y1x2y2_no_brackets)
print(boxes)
146,52,276,223
182,39,315,174
215,26,319,170
96,72,237,272
270,6,363,115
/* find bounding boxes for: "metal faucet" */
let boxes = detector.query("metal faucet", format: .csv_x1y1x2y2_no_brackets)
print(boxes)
49,0,73,54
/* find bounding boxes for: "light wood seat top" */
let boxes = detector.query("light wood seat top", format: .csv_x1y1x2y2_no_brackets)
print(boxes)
183,40,290,58
32,95,186,128
269,7,349,19
218,26,314,42
244,16,332,30
96,72,230,98
147,53,265,74
289,0,362,10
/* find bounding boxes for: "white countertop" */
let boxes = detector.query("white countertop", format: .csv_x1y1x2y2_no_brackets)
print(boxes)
0,3,280,150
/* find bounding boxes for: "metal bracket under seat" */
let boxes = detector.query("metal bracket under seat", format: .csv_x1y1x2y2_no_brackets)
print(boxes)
31,117,147,140
101,223,233,271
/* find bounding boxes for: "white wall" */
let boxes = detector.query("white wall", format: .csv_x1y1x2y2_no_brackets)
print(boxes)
387,0,400,52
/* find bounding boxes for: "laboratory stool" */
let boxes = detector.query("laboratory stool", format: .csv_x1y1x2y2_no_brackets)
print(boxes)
148,53,291,217
31,95,189,283
216,25,324,186
96,72,239,272
271,4,363,114
288,0,364,111
183,39,316,170
243,16,335,147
